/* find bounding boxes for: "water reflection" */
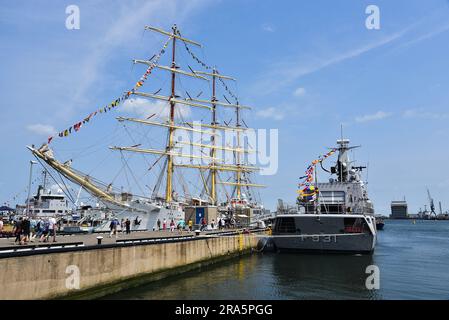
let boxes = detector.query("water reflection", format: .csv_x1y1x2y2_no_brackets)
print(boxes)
269,253,379,299
103,221,449,300
105,253,379,300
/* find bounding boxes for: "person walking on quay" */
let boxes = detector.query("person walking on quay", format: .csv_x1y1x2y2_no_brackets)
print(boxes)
211,219,215,230
200,217,207,231
35,219,43,239
13,218,22,244
220,218,225,230
125,218,131,235
0,219,3,234
133,216,141,229
170,219,175,232
188,219,193,232
157,218,161,231
39,219,50,242
48,216,57,242
109,219,114,237
109,219,118,238
22,217,31,244
163,218,167,231
121,218,125,233
29,218,37,242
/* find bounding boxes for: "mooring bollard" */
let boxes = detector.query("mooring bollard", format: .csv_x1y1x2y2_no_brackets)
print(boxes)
96,236,103,245
194,230,201,236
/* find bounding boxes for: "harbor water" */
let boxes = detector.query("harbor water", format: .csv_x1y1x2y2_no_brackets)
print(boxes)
104,220,449,300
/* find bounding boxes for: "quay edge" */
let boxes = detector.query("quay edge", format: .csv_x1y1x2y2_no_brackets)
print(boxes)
0,232,264,300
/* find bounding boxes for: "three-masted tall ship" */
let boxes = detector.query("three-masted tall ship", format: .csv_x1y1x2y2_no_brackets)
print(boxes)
28,25,264,231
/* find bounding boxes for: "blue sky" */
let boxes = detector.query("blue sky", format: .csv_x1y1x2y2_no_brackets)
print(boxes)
1,0,449,214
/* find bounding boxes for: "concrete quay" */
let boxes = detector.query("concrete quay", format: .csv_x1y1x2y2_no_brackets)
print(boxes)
0,229,266,299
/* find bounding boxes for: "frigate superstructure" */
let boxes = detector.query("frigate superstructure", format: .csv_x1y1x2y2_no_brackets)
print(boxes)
272,137,377,253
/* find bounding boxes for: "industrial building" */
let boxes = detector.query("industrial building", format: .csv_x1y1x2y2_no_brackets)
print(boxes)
390,200,408,219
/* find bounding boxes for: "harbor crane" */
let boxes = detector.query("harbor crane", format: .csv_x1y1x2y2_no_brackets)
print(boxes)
427,188,437,217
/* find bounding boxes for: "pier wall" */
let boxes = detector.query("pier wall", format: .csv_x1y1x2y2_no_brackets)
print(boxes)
0,233,260,300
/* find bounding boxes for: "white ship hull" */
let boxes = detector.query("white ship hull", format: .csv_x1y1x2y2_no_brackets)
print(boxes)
95,201,184,232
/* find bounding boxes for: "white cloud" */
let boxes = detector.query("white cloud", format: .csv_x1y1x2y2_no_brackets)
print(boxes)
256,107,284,121
293,87,306,97
262,24,275,32
70,0,210,111
49,183,67,194
26,124,57,136
394,23,449,51
254,11,449,95
121,97,191,120
254,29,409,95
355,111,391,123
1,0,213,142
403,108,449,120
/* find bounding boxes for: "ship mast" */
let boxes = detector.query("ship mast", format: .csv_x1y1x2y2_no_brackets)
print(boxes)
31,24,265,209
166,25,177,203
187,68,264,204
235,101,242,199
192,80,266,201
192,68,237,205
210,68,218,204
117,24,205,204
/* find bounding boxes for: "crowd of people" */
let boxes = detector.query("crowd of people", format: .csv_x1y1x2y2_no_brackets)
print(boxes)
3,214,240,244
108,218,133,238
12,216,57,245
155,218,182,232
154,216,232,232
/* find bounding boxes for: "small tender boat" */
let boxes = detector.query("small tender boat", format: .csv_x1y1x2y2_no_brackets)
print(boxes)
376,219,385,230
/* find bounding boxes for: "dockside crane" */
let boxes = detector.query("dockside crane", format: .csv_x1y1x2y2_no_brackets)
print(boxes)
427,188,437,217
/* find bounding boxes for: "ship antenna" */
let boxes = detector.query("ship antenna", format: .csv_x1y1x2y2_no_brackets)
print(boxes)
366,161,370,184
339,124,343,182
341,123,344,141
314,162,320,214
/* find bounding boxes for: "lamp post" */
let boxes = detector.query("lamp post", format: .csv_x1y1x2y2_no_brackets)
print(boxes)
26,160,37,218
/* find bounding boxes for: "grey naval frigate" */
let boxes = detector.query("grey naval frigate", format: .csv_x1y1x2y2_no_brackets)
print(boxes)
272,137,377,254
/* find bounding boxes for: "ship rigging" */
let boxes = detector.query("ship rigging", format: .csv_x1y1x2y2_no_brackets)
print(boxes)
27,24,264,229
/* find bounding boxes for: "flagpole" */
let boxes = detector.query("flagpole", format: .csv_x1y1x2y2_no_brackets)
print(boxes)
314,164,320,214
26,160,37,218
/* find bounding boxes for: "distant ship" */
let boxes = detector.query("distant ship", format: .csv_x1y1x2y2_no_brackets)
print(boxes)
24,185,70,218
271,137,377,254
376,218,385,230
